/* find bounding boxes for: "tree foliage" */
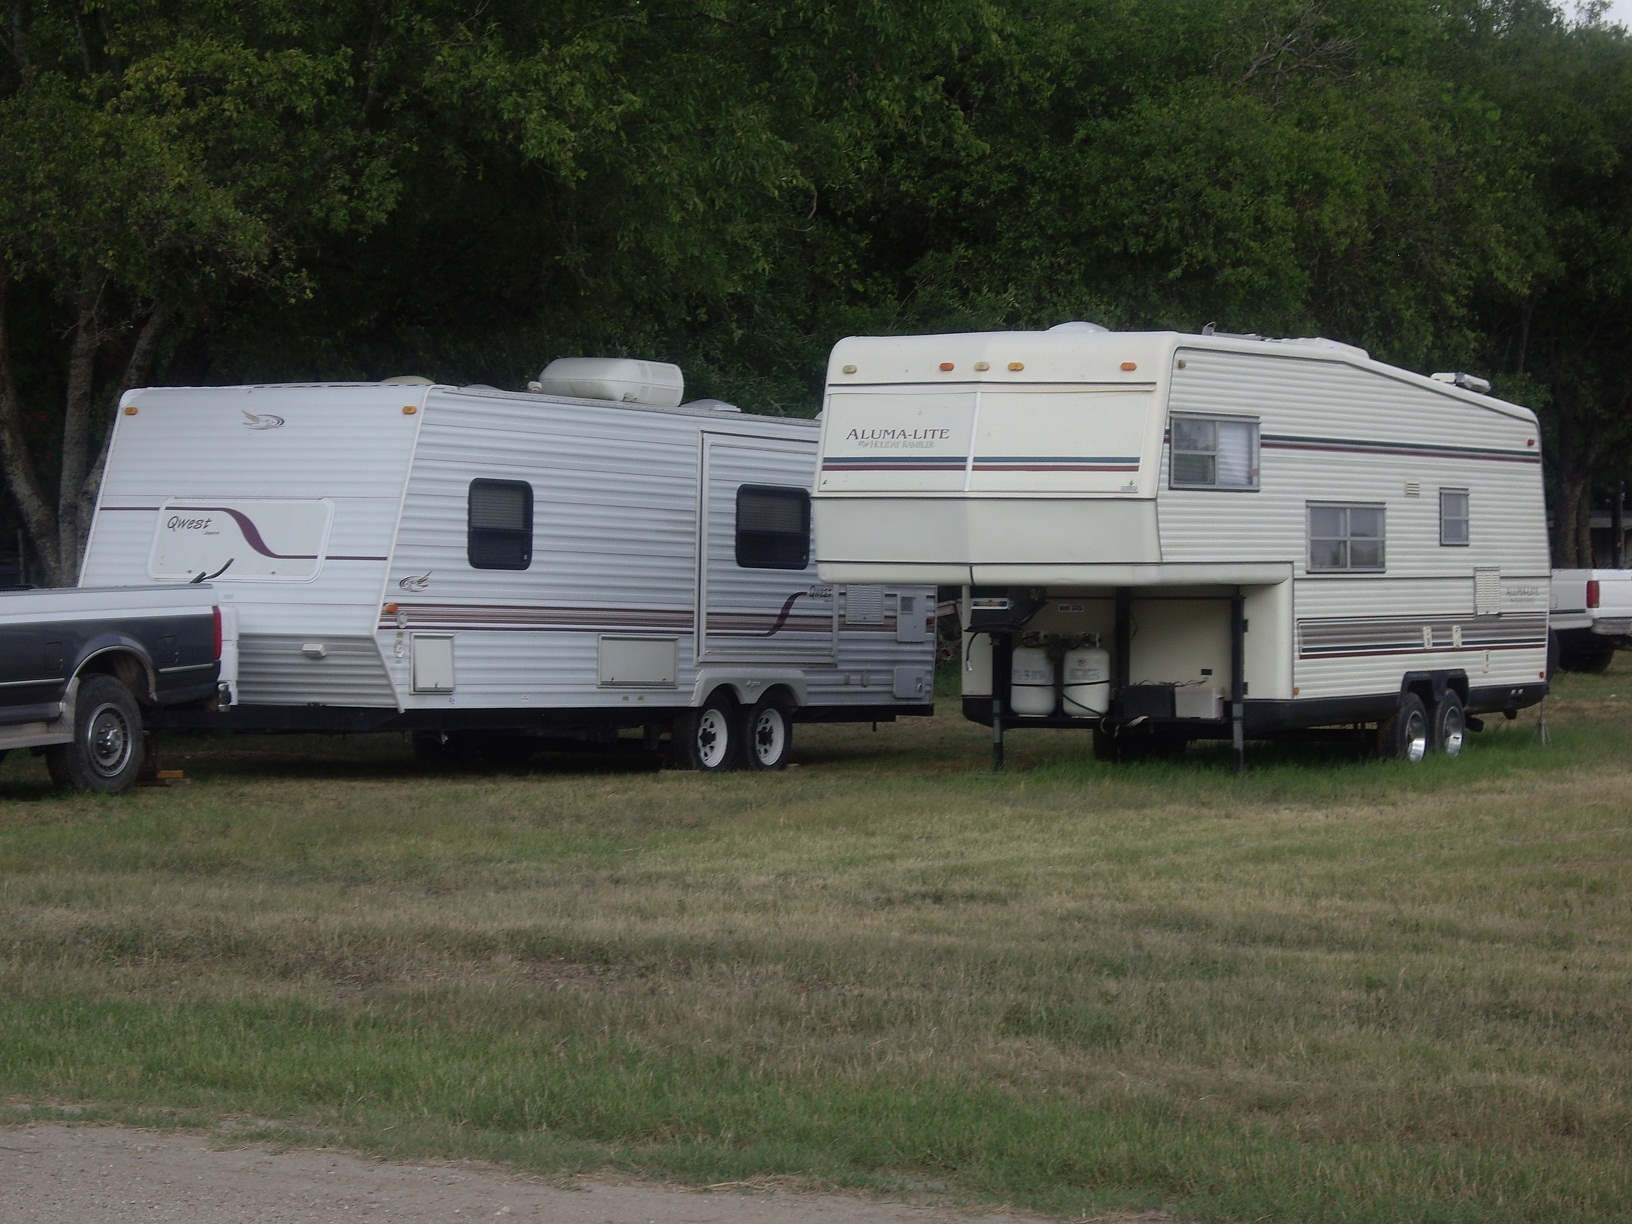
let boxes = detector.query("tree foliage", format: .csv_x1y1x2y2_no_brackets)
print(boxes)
2,0,1629,576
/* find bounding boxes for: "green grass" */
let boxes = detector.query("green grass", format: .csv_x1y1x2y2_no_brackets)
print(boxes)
2,662,1630,1221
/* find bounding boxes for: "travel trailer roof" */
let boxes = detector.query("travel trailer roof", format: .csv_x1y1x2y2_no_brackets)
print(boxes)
825,327,1533,424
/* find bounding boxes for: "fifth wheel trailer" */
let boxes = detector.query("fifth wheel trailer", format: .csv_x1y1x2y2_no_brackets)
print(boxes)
76,360,936,771
812,325,1551,765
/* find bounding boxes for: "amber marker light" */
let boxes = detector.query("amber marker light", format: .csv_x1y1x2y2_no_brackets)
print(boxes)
402,405,418,414
123,406,138,415
939,361,955,371
384,603,399,614
1121,361,1138,371
1008,361,1024,371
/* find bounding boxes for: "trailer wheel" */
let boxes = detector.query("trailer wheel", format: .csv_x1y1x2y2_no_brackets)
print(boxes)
1092,724,1163,764
743,696,793,770
1432,690,1466,757
676,692,738,772
45,674,145,794
1378,692,1430,763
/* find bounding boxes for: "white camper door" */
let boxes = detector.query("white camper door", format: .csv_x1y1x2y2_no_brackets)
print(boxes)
698,434,837,663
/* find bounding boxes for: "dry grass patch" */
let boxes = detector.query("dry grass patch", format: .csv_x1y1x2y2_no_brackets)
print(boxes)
2,661,1631,1221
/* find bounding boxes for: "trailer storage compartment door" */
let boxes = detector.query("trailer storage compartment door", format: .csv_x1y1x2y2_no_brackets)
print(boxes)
698,435,837,663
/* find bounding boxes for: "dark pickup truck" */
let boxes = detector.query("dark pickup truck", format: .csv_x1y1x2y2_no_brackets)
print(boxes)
0,585,234,792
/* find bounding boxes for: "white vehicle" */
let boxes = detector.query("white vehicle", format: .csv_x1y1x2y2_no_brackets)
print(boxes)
812,324,1551,765
1550,569,1632,672
77,360,936,770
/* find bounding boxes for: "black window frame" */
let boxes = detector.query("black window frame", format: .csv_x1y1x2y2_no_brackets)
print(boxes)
735,484,811,571
467,478,534,571
1168,414,1261,491
1307,502,1386,573
1439,488,1470,547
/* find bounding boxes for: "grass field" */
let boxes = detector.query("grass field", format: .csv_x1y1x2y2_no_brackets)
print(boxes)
2,662,1630,1222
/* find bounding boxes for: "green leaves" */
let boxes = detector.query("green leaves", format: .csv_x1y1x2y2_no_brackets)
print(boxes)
5,0,1632,568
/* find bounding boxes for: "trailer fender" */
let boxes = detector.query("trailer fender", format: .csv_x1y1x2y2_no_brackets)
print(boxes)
689,668,809,711
1399,669,1468,707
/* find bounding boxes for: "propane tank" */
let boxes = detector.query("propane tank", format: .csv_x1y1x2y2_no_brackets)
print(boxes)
1062,644,1111,716
1009,645,1057,716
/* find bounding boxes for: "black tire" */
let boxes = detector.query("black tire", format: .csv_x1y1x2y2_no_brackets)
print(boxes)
1092,723,1163,763
1377,692,1430,763
1560,643,1616,674
675,692,738,772
45,674,145,794
1432,690,1466,757
742,696,793,770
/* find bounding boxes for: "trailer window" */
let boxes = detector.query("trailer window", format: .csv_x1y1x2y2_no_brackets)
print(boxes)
736,485,810,570
1308,503,1385,572
1170,415,1259,489
1440,489,1470,546
467,479,533,570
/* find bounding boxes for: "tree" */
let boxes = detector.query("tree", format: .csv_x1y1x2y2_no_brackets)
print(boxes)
0,2,398,585
1452,1,1632,564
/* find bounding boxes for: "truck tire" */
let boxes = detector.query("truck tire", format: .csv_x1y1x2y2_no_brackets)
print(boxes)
742,695,793,770
1560,642,1616,673
1432,690,1466,757
45,674,145,794
1377,692,1430,763
674,692,738,772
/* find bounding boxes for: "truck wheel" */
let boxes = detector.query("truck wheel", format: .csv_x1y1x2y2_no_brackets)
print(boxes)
1377,693,1430,763
1560,643,1616,673
1432,690,1466,757
45,675,145,794
675,693,738,772
743,696,793,770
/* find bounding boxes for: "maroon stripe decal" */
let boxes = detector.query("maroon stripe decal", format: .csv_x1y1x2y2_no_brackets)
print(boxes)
167,505,316,560
1262,440,1540,464
1301,642,1543,659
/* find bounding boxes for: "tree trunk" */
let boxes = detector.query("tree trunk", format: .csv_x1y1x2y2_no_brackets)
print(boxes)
1552,469,1582,567
1613,482,1625,567
74,301,175,546
54,269,106,586
1577,480,1595,568
0,264,64,583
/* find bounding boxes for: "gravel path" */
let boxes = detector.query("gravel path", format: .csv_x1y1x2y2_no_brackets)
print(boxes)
0,1124,1067,1224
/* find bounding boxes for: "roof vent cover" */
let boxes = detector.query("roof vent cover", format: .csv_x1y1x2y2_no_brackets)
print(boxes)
1431,371,1492,395
531,358,684,407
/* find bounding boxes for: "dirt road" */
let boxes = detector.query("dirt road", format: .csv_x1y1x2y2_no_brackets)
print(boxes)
0,1124,1076,1224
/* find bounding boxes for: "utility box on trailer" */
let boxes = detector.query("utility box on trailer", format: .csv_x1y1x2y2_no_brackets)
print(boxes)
812,325,1549,763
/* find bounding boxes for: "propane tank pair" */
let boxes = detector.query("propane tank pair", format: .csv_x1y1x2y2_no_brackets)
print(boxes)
1009,639,1111,717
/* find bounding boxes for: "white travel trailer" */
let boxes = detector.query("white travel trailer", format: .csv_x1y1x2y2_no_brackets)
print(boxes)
78,360,937,770
812,325,1551,766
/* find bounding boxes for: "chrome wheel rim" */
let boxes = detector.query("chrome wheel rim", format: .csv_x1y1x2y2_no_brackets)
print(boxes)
1440,706,1465,757
752,708,786,765
1405,709,1428,763
695,708,730,769
87,702,134,777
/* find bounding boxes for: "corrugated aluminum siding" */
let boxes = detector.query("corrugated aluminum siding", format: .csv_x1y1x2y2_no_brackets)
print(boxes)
384,389,935,713
81,384,420,706
1159,347,1550,698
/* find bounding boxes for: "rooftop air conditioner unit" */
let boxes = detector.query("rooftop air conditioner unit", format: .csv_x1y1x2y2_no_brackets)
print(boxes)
529,358,685,407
